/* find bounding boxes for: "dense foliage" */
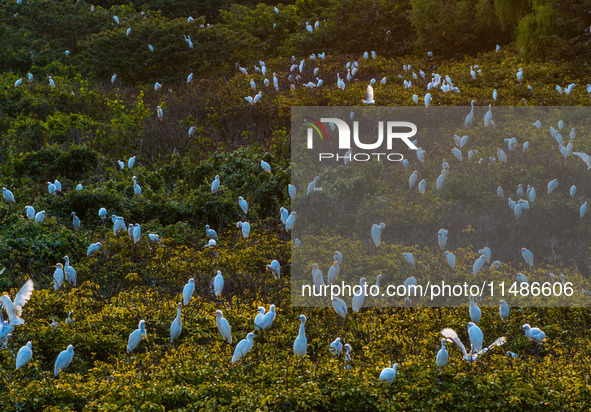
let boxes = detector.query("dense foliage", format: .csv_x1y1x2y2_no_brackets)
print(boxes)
0,0,591,410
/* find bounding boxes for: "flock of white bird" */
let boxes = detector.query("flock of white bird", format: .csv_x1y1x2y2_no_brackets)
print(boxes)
3,15,590,386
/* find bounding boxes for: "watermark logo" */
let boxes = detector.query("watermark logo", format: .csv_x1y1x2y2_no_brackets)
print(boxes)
304,116,418,162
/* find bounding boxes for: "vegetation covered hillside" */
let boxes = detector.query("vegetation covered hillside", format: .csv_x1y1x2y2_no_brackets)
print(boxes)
0,0,591,410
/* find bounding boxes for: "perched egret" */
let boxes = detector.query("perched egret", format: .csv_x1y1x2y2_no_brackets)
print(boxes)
409,171,418,189
581,202,588,218
232,333,256,363
306,176,322,195
261,305,276,330
25,206,35,220
327,261,340,284
464,100,475,127
156,106,163,121
436,338,449,372
261,160,271,173
212,270,224,297
352,277,367,312
547,179,558,194
0,279,34,325
54,345,74,376
127,320,147,353
469,296,481,324
437,229,448,250
3,188,15,203
499,300,510,321
211,175,220,193
445,251,455,269
170,303,182,343
330,337,343,356
468,322,483,353
473,255,486,275
71,212,80,230
362,85,375,104
332,297,347,319
266,260,281,279
522,324,546,344
64,256,76,286
214,310,232,344
35,211,46,224
371,222,386,247
238,197,248,214
521,248,534,267
379,363,398,384
87,242,101,256
311,263,324,288
183,278,195,305
236,221,250,238
53,263,64,290
293,315,308,358
254,307,266,331
132,176,141,195
285,212,296,231
288,184,296,199
16,341,33,370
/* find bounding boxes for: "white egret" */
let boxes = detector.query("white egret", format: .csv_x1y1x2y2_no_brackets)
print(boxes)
516,68,523,84
183,278,195,305
261,305,276,330
285,212,296,231
232,333,256,363
547,179,558,194
214,310,232,344
127,320,147,353
379,363,398,384
25,206,35,220
483,104,494,127
403,253,416,268
352,277,367,312
332,297,347,318
573,152,591,170
436,172,446,191
571,185,577,196
492,89,497,101
521,248,533,267
187,73,193,83
497,148,507,163
71,212,80,230
445,251,455,268
99,208,107,220
54,345,74,376
148,44,154,52
334,251,343,263
363,85,375,104
327,261,340,284
128,156,135,169
522,324,546,344
148,234,161,242
254,307,266,331
170,303,182,343
76,184,83,190
87,242,101,256
424,93,431,107
371,222,386,247
293,315,307,358
478,247,491,263
436,338,448,372
113,15,119,24
306,176,322,195
469,296,481,324
205,225,217,239
311,264,324,288
499,300,509,321
261,160,271,173
330,337,343,356
156,105,163,121
452,147,462,161
0,279,34,325
472,255,486,275
53,263,64,290
468,322,483,353
34,211,45,224
288,184,296,199
211,175,220,193
437,229,448,250
517,272,528,285
47,181,56,194
16,341,32,369
266,260,281,279
409,171,418,189
464,100,475,127
111,73,117,84
238,197,248,214
212,270,224,297
581,202,587,218
236,221,250,238
132,176,141,195
2,188,15,203
64,256,76,286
